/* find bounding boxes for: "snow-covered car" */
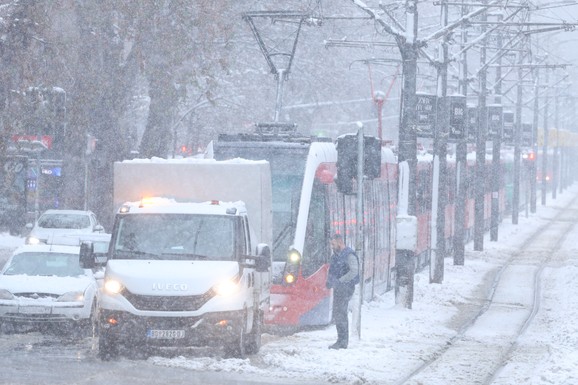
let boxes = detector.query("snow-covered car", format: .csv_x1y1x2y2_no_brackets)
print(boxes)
0,244,98,334
25,209,105,245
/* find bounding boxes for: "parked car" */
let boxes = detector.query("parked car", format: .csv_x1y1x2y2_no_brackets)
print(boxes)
0,244,99,335
26,209,104,245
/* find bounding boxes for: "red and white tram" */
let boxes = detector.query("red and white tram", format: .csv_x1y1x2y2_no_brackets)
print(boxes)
209,132,397,327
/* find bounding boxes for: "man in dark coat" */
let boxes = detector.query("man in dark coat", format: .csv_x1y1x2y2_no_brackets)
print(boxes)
326,233,359,349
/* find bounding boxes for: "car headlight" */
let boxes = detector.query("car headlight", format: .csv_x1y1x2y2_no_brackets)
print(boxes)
213,278,241,297
0,289,14,300
104,279,124,295
25,236,43,245
57,291,85,302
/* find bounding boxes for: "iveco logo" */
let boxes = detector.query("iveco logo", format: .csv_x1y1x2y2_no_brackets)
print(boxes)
152,283,188,291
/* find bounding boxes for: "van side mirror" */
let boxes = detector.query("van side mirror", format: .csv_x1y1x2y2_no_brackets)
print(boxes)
79,241,95,269
255,244,271,273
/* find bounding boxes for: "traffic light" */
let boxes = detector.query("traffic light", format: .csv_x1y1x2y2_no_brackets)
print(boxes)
363,136,381,179
336,134,357,195
335,134,382,195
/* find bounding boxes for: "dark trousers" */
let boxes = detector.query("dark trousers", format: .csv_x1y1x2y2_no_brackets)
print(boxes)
332,286,354,346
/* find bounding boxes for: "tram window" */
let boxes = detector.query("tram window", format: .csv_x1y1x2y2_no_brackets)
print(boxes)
302,181,328,277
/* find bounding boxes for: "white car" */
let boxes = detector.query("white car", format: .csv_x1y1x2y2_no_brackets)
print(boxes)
0,244,98,334
26,209,105,245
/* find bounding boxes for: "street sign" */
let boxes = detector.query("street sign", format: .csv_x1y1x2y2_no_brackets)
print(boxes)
521,123,533,147
502,111,514,145
487,105,503,139
415,93,437,138
448,96,467,141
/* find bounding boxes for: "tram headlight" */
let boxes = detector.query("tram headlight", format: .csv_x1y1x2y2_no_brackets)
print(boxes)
288,249,301,264
284,273,296,285
283,248,301,286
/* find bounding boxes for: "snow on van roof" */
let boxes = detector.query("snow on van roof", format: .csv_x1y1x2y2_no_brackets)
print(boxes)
120,157,268,165
120,198,247,216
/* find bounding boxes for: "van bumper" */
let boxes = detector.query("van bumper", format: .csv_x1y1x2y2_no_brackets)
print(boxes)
99,309,246,347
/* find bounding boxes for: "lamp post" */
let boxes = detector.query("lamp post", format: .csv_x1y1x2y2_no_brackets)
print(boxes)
374,91,385,142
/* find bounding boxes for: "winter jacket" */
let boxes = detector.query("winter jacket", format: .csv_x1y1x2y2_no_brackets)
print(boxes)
326,246,359,292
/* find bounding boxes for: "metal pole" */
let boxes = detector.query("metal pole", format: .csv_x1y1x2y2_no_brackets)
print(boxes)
474,2,488,251
354,125,364,339
432,0,449,283
512,44,525,225
530,68,539,213
552,87,559,199
34,152,41,221
395,0,418,309
274,69,285,123
490,14,502,242
454,0,469,266
541,71,549,206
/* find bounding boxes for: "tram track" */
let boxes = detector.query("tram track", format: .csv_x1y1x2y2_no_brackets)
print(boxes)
393,196,578,385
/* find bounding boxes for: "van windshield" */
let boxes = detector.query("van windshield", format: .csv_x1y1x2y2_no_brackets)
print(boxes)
112,214,236,261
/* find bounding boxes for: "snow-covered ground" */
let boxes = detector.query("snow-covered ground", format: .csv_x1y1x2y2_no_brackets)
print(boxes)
149,186,578,385
1,186,577,385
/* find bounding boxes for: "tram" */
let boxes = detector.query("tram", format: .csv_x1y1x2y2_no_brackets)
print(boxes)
208,129,398,327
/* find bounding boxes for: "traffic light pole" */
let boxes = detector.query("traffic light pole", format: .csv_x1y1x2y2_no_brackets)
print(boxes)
353,125,364,339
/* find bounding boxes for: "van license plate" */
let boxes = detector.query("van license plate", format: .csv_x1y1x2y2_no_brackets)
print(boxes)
147,329,185,339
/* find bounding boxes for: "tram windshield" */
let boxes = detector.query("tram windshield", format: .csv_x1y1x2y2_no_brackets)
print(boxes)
213,142,308,261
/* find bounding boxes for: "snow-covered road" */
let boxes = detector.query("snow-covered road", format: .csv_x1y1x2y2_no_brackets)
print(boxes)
1,187,578,385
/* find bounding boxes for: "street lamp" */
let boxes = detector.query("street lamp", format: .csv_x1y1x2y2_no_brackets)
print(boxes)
374,91,385,142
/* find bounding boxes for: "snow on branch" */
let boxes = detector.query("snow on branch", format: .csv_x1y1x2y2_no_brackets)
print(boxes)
351,0,405,40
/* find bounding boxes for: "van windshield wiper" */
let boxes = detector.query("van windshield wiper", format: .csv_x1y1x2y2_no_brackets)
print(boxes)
160,252,209,261
113,250,162,260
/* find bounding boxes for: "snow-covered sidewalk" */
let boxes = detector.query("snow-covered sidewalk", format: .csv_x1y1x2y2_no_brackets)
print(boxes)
150,185,578,385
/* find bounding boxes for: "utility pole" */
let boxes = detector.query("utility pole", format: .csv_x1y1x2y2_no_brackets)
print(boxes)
541,70,549,206
454,1,469,266
474,2,489,252
354,124,365,339
530,66,539,213
552,85,559,200
512,40,526,225
431,0,449,283
395,0,419,309
490,14,503,243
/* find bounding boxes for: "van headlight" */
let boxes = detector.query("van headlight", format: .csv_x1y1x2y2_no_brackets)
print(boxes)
104,279,124,295
213,278,240,297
